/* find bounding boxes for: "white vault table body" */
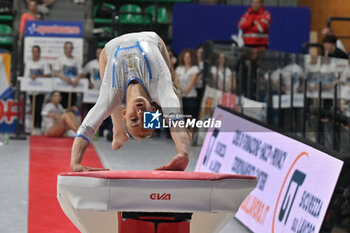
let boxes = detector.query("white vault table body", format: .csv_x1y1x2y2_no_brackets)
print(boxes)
57,170,257,233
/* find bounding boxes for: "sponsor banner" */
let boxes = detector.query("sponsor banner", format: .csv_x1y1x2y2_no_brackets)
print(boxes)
0,53,15,133
0,53,11,96
221,92,238,110
0,88,18,133
272,88,350,105
52,78,88,93
83,89,100,104
19,77,53,92
306,91,333,99
24,21,83,69
272,94,304,109
196,85,223,145
25,20,83,38
24,37,83,67
195,107,343,233
339,85,350,100
241,96,266,121
19,77,88,93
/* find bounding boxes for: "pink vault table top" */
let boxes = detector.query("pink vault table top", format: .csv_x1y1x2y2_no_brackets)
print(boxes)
59,170,257,180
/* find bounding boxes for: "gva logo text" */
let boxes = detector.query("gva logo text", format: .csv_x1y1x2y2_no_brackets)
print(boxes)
150,193,171,200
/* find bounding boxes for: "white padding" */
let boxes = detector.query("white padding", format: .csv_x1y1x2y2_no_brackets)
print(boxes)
57,171,257,233
58,176,256,212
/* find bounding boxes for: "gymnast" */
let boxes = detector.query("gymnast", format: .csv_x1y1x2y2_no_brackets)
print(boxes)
70,32,190,172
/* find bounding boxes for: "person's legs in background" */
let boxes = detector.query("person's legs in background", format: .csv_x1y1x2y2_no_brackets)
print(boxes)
46,112,80,137
29,93,45,129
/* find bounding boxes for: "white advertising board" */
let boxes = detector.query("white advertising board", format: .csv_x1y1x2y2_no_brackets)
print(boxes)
83,89,100,104
52,77,88,93
24,20,84,68
272,94,304,109
19,77,53,92
19,77,88,93
24,37,83,67
195,107,343,233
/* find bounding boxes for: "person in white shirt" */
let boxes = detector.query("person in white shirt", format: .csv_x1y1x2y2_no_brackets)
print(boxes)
83,48,102,90
174,49,199,119
41,91,80,137
210,53,233,92
196,46,205,110
71,32,191,172
271,63,304,94
24,45,51,129
54,41,84,109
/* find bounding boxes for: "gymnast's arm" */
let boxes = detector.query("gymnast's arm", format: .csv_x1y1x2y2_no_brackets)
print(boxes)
70,48,111,172
154,38,190,171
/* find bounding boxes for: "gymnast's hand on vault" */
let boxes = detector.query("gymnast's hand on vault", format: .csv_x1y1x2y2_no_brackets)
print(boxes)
155,154,189,171
71,163,110,172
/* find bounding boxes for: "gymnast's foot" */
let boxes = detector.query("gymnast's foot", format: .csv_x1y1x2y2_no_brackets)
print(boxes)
112,132,130,150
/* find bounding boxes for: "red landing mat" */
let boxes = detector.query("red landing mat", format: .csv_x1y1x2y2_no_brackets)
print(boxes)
28,136,104,233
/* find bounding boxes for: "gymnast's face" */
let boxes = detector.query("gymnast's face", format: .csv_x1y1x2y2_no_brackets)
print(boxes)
122,96,154,140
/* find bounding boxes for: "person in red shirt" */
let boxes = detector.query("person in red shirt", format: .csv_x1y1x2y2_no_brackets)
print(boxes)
18,0,37,45
238,0,271,49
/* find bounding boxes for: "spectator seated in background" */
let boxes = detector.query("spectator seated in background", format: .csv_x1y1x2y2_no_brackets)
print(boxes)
210,53,233,92
83,48,102,90
321,27,346,53
174,48,199,119
41,91,80,137
323,35,349,60
54,41,84,109
24,45,51,129
19,0,37,45
238,0,271,49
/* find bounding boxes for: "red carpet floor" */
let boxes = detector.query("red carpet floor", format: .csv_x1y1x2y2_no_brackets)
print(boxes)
28,136,104,233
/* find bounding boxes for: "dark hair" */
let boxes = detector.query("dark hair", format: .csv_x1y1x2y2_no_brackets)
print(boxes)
50,91,60,97
323,35,337,44
197,43,205,50
214,52,229,66
35,12,44,20
32,45,41,52
178,48,197,66
64,41,73,48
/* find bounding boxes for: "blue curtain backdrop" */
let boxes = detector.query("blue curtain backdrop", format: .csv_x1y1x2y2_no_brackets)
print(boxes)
172,3,311,54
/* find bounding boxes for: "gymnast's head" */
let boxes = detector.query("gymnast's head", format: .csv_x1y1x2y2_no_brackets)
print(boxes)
122,85,155,140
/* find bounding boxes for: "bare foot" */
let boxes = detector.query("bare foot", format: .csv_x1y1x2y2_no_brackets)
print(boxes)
112,133,129,150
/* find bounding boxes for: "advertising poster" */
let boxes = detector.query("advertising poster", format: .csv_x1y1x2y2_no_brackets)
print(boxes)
196,85,223,145
24,20,83,67
0,53,17,133
196,107,343,233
